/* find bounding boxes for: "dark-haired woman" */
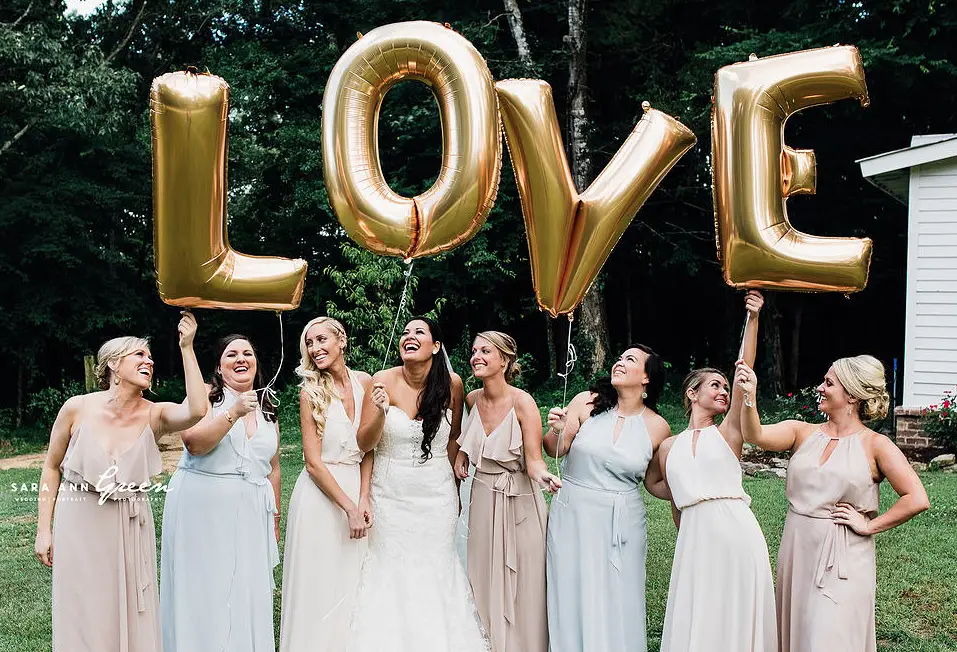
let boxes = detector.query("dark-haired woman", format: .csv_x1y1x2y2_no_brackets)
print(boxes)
161,334,281,652
351,316,490,652
543,345,672,652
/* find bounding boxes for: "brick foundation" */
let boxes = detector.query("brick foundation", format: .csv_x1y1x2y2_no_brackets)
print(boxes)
895,407,948,459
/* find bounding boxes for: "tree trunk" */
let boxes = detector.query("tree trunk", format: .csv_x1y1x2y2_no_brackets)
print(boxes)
764,293,785,396
16,361,24,429
787,302,803,391
567,0,610,376
502,0,534,71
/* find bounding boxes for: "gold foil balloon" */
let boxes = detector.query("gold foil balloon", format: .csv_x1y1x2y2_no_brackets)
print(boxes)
712,46,873,292
150,70,307,310
497,80,697,316
322,21,502,258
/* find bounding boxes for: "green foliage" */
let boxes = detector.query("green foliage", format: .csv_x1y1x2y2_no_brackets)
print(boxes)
760,387,823,424
25,381,84,427
920,387,957,451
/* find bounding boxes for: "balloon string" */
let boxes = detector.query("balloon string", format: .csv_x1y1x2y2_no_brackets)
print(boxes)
554,313,576,498
257,311,284,419
380,259,415,371
737,310,751,362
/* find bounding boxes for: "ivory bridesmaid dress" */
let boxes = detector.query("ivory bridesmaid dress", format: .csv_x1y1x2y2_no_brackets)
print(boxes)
660,425,776,652
280,371,366,651
776,430,880,652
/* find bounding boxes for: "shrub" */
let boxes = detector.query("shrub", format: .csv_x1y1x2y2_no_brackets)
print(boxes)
920,386,957,451
761,386,822,424
26,381,85,427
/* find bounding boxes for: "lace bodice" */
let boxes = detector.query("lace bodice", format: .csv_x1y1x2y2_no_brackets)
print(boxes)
375,406,452,468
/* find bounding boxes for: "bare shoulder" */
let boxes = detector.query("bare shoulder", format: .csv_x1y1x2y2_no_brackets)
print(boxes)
644,410,672,445
450,372,464,390
466,388,482,409
658,433,678,455
371,367,397,385
353,370,373,386
868,431,901,456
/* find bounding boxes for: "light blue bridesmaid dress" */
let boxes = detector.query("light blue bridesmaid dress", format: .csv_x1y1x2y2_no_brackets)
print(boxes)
160,387,280,652
546,408,653,652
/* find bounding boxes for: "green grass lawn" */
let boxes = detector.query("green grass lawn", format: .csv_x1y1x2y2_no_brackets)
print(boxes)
1,439,955,651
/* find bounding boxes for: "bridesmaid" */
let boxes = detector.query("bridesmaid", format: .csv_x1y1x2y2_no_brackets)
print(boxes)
543,344,671,652
280,317,372,651
35,312,206,652
736,355,930,652
657,291,776,652
161,333,282,652
453,331,561,652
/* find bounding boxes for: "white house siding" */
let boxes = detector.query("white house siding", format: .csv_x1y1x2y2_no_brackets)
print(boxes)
905,158,957,406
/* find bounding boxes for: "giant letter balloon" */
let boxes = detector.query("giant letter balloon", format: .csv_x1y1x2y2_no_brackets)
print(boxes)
497,80,697,316
712,45,872,292
322,22,502,258
150,71,307,310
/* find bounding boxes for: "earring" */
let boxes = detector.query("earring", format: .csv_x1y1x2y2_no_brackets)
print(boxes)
113,376,120,386
642,391,648,399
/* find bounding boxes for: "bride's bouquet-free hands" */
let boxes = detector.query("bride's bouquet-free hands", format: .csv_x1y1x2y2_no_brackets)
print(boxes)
371,383,391,413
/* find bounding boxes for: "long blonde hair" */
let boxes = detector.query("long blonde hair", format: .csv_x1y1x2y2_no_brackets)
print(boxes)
295,317,348,437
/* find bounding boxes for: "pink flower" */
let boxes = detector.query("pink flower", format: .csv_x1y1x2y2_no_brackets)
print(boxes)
931,405,938,410
787,392,793,398
802,405,809,409
945,400,951,409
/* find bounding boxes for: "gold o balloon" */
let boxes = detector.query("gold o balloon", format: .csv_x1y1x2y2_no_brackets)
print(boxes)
150,70,307,311
322,21,502,258
712,45,872,293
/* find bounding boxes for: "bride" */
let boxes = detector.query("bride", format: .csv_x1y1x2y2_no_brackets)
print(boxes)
352,316,490,651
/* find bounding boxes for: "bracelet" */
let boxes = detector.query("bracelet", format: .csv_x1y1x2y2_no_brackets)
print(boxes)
223,411,235,425
273,513,281,520
744,393,755,408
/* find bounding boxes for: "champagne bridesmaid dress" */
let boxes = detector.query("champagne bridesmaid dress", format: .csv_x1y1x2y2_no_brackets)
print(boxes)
458,402,548,652
777,431,880,652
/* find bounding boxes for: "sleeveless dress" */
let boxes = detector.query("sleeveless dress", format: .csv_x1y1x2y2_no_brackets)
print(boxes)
458,402,548,652
160,389,280,652
660,425,776,651
777,431,880,652
280,371,366,651
53,421,163,652
546,408,653,652
349,406,490,652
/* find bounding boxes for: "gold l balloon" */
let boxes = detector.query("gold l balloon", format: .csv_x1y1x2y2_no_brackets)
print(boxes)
712,46,872,292
150,71,307,310
497,80,697,316
322,21,502,258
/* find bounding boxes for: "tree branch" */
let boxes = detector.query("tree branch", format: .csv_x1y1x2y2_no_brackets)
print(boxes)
0,119,34,156
7,1,33,28
101,0,147,67
502,0,534,71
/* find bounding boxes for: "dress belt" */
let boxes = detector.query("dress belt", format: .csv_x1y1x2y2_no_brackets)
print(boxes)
474,468,535,625
561,474,640,572
789,507,856,601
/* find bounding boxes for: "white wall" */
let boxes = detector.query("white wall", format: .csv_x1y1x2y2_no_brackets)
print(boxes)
904,156,957,405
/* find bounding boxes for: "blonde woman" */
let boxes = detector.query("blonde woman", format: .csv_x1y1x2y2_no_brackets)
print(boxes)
455,331,560,652
280,317,372,651
736,355,930,652
36,312,206,652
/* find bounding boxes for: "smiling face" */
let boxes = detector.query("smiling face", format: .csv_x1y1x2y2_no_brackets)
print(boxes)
817,366,855,417
219,339,257,391
610,347,649,391
470,336,506,380
113,347,154,390
689,372,730,416
304,322,345,371
399,319,439,363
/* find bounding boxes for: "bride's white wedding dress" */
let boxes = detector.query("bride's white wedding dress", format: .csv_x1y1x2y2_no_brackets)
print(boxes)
349,406,490,652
